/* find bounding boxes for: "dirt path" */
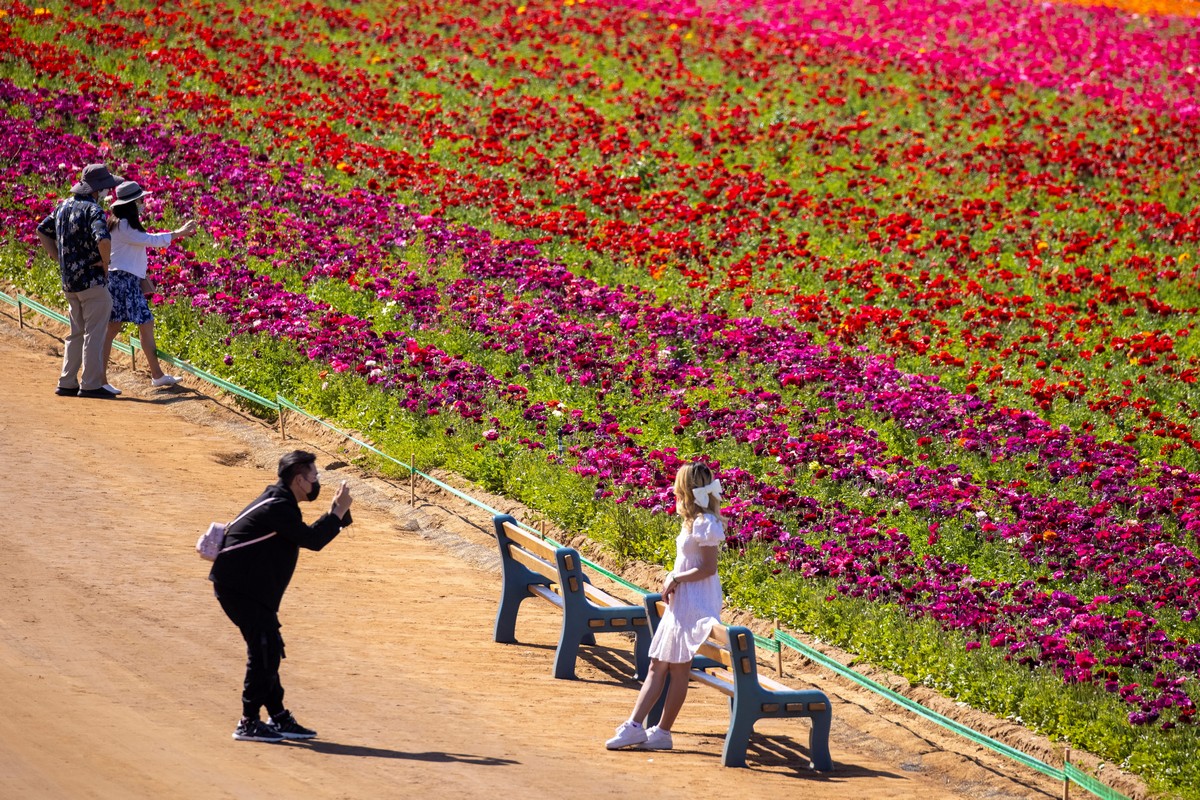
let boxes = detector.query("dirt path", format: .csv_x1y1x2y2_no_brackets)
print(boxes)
0,312,1130,800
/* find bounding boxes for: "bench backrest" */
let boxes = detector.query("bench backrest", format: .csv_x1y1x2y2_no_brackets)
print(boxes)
493,514,589,596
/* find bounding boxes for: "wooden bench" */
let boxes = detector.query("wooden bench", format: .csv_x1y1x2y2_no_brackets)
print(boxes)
645,593,833,769
492,514,650,680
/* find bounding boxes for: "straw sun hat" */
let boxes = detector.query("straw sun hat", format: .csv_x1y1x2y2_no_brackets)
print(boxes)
109,180,150,206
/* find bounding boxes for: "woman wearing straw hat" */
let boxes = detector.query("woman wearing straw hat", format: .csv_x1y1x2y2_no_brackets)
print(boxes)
102,180,199,390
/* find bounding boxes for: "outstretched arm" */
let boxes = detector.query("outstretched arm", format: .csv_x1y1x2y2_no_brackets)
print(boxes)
273,487,353,551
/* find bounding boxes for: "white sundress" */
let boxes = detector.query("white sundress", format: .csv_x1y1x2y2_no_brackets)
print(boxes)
647,513,725,664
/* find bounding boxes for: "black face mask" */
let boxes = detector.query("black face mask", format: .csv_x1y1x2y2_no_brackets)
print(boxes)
306,480,321,502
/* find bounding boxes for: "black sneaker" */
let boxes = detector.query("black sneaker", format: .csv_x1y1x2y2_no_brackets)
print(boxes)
77,386,119,399
232,718,285,742
268,710,317,740
54,386,78,396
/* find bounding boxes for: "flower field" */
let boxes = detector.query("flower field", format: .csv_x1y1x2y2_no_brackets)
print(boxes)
3,0,1200,793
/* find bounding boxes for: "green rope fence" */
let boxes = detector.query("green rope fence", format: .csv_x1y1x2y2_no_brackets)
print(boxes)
14,293,68,326
1066,763,1130,800
276,396,649,597
137,335,279,411
1,289,1129,800
775,630,1064,780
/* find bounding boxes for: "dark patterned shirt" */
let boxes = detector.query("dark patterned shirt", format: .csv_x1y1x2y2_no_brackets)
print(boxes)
36,195,110,293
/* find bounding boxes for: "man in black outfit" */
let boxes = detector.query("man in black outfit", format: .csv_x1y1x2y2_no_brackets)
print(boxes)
211,450,353,742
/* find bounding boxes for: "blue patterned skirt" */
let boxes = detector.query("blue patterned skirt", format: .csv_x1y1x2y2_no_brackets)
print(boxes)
108,270,153,324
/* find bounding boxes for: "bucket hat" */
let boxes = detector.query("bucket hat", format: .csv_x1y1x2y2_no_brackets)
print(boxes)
71,163,122,195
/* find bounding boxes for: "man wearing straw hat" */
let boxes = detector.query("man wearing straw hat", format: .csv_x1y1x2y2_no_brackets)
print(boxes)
35,163,122,398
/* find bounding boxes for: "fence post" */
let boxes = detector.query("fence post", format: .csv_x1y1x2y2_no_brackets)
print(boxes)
1063,747,1070,800
278,404,287,440
17,300,24,329
130,337,136,371
409,452,415,506
775,618,784,677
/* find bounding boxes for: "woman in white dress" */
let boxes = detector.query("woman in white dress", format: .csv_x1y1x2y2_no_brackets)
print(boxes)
606,462,725,751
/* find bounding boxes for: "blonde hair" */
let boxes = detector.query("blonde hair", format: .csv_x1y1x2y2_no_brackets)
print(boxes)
674,462,725,526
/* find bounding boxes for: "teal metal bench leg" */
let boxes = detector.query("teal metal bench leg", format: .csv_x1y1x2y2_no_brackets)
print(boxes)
494,555,550,643
808,706,833,771
721,706,755,768
633,626,650,681
554,614,585,679
494,581,530,643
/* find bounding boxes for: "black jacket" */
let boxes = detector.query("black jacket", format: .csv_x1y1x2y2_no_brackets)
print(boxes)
209,481,352,611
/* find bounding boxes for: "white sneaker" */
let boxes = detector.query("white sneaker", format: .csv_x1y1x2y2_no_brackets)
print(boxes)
102,383,122,395
151,374,181,388
605,721,647,750
639,725,673,750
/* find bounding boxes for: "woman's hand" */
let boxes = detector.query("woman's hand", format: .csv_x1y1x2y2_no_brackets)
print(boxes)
663,572,678,603
174,219,199,238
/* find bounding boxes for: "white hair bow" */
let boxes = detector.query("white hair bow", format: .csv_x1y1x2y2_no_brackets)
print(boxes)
691,479,723,508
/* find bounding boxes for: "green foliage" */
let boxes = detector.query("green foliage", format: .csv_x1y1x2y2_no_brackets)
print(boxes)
0,247,61,299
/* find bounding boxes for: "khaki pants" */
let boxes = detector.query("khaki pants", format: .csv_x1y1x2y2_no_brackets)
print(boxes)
59,283,113,391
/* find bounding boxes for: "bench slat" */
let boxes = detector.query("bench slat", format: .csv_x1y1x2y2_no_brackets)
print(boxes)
758,674,792,693
581,581,635,609
696,639,734,669
690,668,736,698
507,545,558,582
501,521,560,563
691,665,816,699
510,531,641,611
527,583,564,607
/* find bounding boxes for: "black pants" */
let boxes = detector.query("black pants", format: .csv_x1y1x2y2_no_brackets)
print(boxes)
216,590,286,720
